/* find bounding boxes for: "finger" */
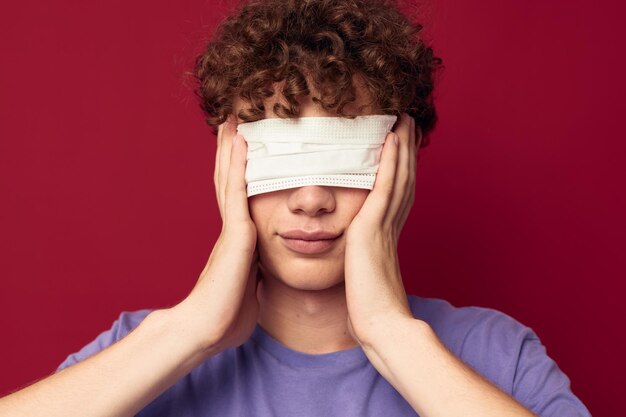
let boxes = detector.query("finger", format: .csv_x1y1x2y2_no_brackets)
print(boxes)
415,124,423,167
219,117,238,216
224,134,251,225
215,123,223,216
397,116,418,234
360,132,399,223
388,113,412,228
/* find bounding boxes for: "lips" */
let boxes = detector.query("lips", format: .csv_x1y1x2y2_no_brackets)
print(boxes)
279,230,341,240
278,230,342,254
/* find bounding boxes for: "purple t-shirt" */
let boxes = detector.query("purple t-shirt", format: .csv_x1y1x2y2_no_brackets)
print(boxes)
56,294,591,416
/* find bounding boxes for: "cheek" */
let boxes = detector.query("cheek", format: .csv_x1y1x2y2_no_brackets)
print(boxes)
344,189,370,218
248,194,281,237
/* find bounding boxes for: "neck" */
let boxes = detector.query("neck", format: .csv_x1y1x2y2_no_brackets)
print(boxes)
256,270,359,354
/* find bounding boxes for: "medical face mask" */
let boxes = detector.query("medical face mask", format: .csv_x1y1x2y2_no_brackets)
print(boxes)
236,114,398,197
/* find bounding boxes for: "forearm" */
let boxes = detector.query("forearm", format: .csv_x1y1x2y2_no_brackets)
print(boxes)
363,318,536,417
0,308,216,417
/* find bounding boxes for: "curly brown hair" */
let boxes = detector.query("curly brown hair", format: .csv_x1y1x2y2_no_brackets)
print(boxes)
193,0,444,148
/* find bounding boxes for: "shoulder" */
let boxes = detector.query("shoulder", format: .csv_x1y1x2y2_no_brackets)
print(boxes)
406,295,591,417
407,294,532,348
56,308,156,372
107,309,156,338
407,294,533,391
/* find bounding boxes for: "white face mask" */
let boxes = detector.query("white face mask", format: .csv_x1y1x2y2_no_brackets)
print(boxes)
236,114,398,197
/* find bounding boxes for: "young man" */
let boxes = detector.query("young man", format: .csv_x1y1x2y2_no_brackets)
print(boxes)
0,0,591,416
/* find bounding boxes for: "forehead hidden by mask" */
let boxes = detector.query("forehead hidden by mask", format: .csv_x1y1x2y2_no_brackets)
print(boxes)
236,114,398,197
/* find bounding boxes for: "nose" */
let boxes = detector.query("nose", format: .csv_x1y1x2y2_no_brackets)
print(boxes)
286,185,336,217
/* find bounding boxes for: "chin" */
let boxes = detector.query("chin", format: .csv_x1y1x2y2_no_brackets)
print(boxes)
260,255,345,291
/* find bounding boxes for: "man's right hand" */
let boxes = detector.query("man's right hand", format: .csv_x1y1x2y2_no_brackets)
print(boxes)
0,116,263,417
171,116,262,356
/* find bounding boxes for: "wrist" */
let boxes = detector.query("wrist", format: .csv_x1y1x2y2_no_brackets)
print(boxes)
360,315,433,354
148,306,224,362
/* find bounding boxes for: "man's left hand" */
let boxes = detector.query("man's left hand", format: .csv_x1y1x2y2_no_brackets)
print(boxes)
344,112,422,351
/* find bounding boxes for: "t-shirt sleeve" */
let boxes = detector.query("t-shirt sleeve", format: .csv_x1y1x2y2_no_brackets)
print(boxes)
410,296,592,416
55,309,154,373
512,328,592,417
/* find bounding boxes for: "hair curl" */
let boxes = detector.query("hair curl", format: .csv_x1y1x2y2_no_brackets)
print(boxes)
193,0,444,148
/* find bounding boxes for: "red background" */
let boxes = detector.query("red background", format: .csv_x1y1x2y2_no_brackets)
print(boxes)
1,0,623,415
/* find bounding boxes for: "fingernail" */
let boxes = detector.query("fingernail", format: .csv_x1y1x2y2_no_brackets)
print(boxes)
393,133,399,145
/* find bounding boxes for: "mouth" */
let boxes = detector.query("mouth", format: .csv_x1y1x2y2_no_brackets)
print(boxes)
278,230,342,255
